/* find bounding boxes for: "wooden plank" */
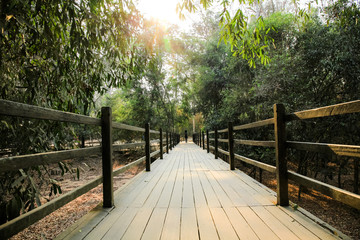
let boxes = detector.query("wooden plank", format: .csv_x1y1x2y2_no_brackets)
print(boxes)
86,207,134,239
0,147,101,172
251,206,300,240
0,99,101,125
231,169,276,205
286,100,360,121
234,154,276,173
161,208,181,240
169,156,184,208
157,155,180,208
279,206,338,239
121,207,153,240
196,207,219,240
223,207,259,240
197,171,221,208
0,176,102,239
130,158,174,208
190,170,208,208
142,208,168,240
182,161,195,208
265,206,319,240
288,171,360,210
234,139,276,148
211,171,247,207
204,171,233,207
233,118,274,131
237,207,279,240
56,205,111,240
180,208,199,240
286,141,360,158
209,131,215,134
210,208,238,240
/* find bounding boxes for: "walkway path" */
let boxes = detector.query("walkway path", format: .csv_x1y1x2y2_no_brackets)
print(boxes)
57,142,340,240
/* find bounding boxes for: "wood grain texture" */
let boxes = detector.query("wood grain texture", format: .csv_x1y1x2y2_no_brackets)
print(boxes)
286,100,360,121
0,99,101,125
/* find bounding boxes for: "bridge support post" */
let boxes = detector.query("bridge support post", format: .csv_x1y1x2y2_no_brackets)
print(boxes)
145,123,151,171
206,130,209,153
199,131,202,148
274,103,289,206
202,131,205,150
215,128,218,159
101,107,114,207
166,131,169,153
228,122,235,170
170,132,173,150
160,128,163,159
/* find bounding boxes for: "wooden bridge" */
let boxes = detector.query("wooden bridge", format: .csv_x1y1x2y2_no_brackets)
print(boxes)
56,142,340,240
1,99,359,239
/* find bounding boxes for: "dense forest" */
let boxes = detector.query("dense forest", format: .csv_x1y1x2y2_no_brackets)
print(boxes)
1,0,359,238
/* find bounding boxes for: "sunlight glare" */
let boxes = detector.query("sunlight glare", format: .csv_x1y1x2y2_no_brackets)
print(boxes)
137,0,189,29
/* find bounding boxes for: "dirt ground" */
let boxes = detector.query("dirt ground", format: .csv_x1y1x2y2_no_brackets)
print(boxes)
10,148,147,240
237,162,360,239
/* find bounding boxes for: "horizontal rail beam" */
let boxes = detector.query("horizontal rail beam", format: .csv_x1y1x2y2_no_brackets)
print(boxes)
0,99,101,125
0,147,102,172
111,122,158,134
288,171,360,210
218,128,228,133
0,175,103,239
112,122,145,132
234,154,276,173
218,148,229,156
234,139,276,148
233,118,274,131
286,100,360,121
217,138,228,143
286,141,360,158
209,131,215,134
0,153,149,239
209,138,215,141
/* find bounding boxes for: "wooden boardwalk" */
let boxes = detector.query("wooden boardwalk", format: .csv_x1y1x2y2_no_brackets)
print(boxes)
58,142,342,240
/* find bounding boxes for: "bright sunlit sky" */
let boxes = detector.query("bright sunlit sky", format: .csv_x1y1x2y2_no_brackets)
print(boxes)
135,0,318,31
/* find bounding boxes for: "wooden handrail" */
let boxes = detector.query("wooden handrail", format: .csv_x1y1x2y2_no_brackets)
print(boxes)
0,100,175,239
285,100,360,121
206,100,360,210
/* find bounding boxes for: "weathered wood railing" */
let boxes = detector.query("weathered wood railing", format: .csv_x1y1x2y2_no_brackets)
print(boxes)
0,99,179,239
195,100,360,210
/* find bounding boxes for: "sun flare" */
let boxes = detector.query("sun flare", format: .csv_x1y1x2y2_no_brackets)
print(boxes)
137,0,189,28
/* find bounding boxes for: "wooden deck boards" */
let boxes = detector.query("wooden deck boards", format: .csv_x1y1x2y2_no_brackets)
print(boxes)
59,142,342,240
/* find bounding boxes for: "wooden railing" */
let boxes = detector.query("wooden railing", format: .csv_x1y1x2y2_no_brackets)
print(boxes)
195,100,360,210
0,99,180,239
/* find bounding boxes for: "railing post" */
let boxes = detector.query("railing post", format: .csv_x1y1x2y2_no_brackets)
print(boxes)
202,131,205,150
170,132,173,150
274,103,289,206
166,131,169,153
199,131,202,148
228,122,235,170
145,123,151,171
160,128,163,159
101,107,114,207
206,130,209,153
215,128,218,159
